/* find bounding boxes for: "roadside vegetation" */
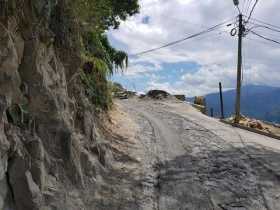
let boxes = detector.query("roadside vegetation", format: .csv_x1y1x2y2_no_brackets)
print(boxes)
72,0,139,109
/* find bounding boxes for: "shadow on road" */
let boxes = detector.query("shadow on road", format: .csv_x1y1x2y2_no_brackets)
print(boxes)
157,145,280,210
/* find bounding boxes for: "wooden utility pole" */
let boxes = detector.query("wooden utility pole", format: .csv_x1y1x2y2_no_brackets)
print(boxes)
234,14,243,123
219,82,224,119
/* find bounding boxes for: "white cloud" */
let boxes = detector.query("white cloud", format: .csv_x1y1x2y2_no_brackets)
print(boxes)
109,0,280,96
123,62,161,76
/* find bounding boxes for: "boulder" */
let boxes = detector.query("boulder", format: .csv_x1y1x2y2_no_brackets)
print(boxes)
112,83,136,99
247,120,264,130
174,95,186,101
146,90,171,100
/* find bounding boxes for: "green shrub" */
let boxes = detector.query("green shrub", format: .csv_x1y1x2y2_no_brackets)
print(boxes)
80,56,113,110
80,32,129,109
71,0,139,30
69,0,139,109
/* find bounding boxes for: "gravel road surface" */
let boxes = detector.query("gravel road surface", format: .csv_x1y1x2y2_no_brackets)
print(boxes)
107,98,280,210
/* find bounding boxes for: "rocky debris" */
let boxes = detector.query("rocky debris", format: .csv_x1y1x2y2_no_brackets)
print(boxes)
239,118,273,134
139,94,146,99
226,116,280,136
114,91,136,100
112,83,136,99
140,90,186,102
174,95,186,101
247,119,264,130
146,90,171,100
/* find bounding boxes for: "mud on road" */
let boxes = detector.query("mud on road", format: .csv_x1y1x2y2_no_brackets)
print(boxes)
103,98,280,210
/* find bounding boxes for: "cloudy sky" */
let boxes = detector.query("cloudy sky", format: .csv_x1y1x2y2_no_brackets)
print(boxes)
108,0,280,97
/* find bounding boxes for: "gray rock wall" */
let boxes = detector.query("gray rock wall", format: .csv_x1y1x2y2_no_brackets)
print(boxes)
0,1,109,209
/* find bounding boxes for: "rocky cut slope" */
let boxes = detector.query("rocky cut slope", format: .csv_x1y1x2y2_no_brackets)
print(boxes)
0,1,114,209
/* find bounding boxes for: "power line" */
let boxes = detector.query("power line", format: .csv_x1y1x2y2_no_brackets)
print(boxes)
244,0,253,16
246,0,259,23
131,19,234,56
132,21,232,56
251,31,280,45
236,5,241,14
245,36,279,47
247,24,280,33
247,17,280,31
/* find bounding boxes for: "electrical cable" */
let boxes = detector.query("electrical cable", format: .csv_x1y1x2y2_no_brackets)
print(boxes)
251,31,280,45
246,0,259,23
244,0,253,16
245,36,279,47
131,19,235,56
247,24,280,33
235,4,242,14
246,17,280,31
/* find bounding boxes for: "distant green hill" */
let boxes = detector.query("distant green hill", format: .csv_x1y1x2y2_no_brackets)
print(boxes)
188,85,280,123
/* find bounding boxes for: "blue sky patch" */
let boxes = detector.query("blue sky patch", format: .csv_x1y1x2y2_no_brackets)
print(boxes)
141,16,151,24
111,61,200,93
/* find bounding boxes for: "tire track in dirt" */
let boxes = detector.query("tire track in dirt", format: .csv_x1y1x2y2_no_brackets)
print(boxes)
119,99,280,210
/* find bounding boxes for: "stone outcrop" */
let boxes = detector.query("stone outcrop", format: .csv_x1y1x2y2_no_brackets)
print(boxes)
0,1,112,209
146,90,171,100
112,83,136,99
174,95,186,101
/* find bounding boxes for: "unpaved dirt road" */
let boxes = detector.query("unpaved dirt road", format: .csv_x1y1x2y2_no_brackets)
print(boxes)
106,98,280,210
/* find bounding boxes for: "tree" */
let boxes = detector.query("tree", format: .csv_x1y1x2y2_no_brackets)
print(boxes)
71,0,139,108
73,0,139,30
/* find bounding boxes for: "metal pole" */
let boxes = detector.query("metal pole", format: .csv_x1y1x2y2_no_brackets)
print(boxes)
219,82,224,119
234,14,243,123
210,108,214,117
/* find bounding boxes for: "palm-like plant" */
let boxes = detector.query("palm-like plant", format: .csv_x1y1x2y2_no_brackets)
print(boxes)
83,32,128,75
70,0,138,109
99,34,128,74
80,31,128,109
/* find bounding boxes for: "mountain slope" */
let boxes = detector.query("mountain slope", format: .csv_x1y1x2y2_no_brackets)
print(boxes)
195,85,280,123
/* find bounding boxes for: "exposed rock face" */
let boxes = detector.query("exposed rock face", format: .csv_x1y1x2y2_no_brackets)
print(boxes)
0,1,111,209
